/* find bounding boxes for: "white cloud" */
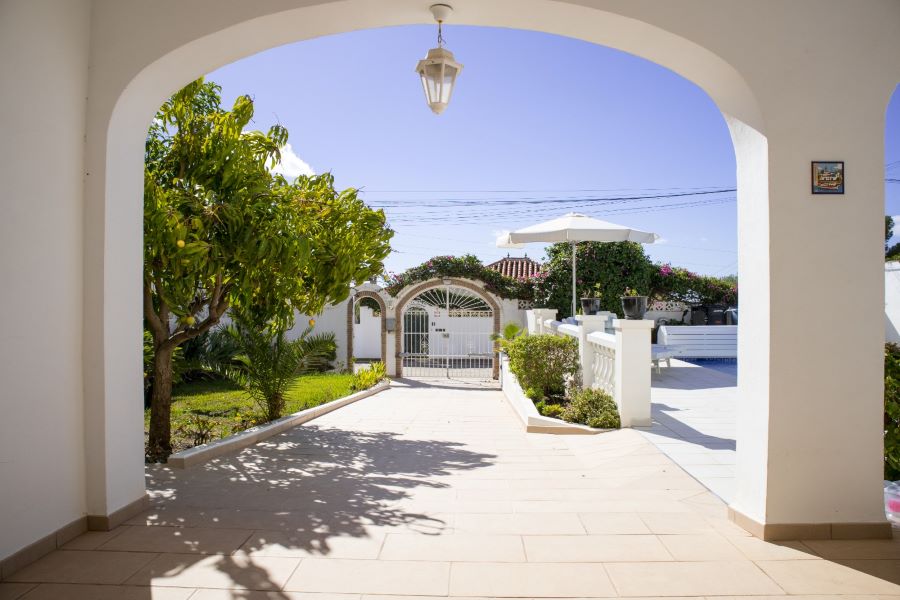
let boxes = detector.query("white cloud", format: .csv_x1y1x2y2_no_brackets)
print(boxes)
655,237,668,245
271,143,314,179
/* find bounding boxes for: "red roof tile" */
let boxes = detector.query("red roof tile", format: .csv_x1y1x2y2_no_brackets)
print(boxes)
486,256,543,281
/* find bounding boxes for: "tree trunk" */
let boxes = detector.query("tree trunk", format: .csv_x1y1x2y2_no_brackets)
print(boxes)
147,344,175,462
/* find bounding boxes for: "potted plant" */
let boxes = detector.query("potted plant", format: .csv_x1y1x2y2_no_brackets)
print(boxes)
620,287,648,320
580,283,602,316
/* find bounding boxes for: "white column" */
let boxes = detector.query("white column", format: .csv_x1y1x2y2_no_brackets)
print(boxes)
578,315,610,389
613,319,653,427
530,308,557,335
728,110,891,539
0,0,94,560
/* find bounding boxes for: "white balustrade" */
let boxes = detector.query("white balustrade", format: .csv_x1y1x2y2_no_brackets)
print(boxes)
524,310,652,428
587,330,616,395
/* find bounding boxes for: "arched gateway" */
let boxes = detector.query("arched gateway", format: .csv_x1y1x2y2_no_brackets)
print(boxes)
395,279,501,379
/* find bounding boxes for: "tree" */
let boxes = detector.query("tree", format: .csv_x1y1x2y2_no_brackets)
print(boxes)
534,242,654,318
144,79,392,460
886,215,900,261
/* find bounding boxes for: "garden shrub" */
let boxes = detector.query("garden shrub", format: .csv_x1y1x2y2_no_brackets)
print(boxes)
225,319,338,422
562,387,621,429
885,344,900,480
535,400,564,419
350,361,388,391
507,334,579,401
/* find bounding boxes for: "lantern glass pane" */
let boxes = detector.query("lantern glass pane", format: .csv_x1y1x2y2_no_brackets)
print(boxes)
423,62,443,103
441,65,457,103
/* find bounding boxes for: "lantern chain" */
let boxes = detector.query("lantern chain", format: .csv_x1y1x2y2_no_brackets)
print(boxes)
437,21,445,47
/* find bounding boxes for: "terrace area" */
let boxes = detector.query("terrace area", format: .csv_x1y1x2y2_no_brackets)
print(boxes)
2,378,898,599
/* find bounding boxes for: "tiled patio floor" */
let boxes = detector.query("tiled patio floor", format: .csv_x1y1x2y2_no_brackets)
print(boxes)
642,359,738,502
3,379,899,599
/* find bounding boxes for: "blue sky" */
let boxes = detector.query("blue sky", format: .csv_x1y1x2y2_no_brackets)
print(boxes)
208,25,900,277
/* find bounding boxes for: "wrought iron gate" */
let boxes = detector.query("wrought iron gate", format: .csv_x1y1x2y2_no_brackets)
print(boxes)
401,285,495,378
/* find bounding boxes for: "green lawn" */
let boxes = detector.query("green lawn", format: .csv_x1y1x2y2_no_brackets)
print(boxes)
146,372,355,454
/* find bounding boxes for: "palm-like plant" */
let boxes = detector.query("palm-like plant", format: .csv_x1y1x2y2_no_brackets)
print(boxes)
224,320,336,422
491,322,524,354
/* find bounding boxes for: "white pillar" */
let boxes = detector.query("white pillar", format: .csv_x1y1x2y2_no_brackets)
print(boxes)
613,319,653,427
578,315,610,389
0,0,95,561
728,104,891,539
530,308,557,335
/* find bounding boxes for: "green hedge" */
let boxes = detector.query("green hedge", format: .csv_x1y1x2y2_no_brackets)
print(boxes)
562,387,621,429
506,334,579,401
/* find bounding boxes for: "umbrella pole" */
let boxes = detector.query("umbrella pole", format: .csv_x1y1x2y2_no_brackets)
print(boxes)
571,241,577,319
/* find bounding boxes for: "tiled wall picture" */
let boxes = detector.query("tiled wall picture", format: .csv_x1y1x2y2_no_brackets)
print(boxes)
811,161,844,194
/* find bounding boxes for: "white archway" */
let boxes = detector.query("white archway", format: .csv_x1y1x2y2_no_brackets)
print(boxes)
19,0,895,555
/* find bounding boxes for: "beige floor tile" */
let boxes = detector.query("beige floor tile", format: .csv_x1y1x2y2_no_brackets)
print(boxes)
524,535,671,562
638,512,717,534
6,551,157,585
284,559,449,595
59,528,128,550
125,553,300,591
756,559,900,594
727,536,819,560
191,591,360,600
98,525,252,555
578,513,650,534
15,583,195,599
657,533,747,561
448,562,616,597
454,513,585,535
0,583,36,600
802,539,900,560
380,533,525,561
240,531,385,559
605,560,784,596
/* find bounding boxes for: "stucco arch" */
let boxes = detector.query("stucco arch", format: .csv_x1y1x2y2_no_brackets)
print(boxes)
394,278,502,379
62,0,900,548
87,0,770,529
346,291,388,366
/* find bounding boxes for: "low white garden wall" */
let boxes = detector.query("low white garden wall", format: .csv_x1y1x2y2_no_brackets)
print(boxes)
167,380,390,468
499,355,602,435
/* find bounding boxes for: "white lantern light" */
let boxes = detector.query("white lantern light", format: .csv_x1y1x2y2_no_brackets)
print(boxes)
415,4,463,115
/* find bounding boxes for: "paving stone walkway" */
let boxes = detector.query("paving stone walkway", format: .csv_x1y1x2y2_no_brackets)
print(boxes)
2,379,899,599
643,359,738,502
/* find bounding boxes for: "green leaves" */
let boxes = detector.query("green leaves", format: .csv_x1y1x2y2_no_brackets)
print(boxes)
144,77,393,454
535,242,654,318
885,344,900,480
507,334,580,401
145,78,393,335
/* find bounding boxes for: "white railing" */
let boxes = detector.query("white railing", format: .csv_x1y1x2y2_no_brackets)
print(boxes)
526,310,652,427
587,331,616,396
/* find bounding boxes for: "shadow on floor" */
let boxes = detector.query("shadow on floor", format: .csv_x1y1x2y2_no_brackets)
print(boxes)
645,403,737,450
143,424,496,549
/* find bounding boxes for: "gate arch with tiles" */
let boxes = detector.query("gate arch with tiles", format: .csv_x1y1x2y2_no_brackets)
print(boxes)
396,279,500,379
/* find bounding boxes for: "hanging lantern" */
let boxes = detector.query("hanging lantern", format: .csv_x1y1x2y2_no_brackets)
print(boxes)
415,4,463,115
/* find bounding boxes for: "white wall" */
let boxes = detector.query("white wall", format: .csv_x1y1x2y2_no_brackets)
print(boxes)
353,307,382,359
290,299,350,370
3,0,900,563
0,0,92,561
886,262,900,344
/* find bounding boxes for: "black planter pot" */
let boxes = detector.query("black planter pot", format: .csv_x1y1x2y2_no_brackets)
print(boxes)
621,296,648,320
580,297,602,315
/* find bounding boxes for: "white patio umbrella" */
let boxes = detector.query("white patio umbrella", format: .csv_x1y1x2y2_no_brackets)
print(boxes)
496,213,659,318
